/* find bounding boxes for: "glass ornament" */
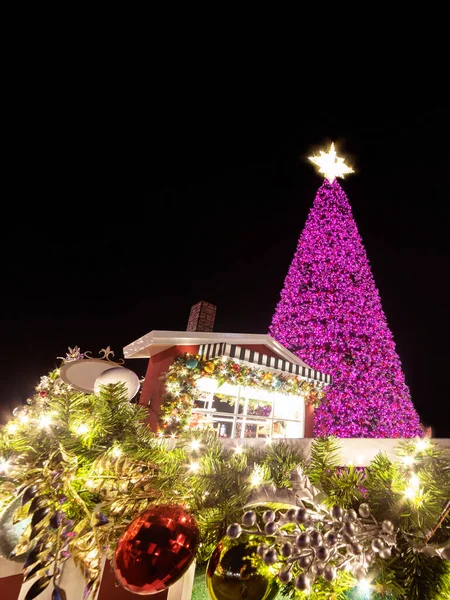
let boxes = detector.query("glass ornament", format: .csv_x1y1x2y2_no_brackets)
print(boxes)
113,504,199,595
206,537,278,600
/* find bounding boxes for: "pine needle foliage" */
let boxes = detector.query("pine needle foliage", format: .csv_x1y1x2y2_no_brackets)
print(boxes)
0,366,449,599
250,441,305,489
394,540,450,600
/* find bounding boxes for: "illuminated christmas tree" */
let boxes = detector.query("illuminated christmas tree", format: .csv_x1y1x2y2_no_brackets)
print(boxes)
269,144,423,438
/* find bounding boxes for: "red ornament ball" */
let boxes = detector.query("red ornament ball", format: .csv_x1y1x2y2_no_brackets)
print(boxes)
113,504,200,595
39,391,48,398
231,363,241,373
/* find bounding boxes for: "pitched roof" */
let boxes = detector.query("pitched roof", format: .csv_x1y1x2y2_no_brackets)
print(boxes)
124,330,309,367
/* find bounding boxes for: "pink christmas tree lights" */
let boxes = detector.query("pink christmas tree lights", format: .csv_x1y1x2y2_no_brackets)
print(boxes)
269,147,423,438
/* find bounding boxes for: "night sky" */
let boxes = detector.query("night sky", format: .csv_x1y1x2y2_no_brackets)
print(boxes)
1,101,448,437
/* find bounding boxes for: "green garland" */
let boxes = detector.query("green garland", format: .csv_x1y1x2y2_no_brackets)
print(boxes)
158,352,325,435
0,361,449,600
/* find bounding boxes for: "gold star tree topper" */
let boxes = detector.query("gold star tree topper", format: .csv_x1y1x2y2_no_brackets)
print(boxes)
308,142,354,183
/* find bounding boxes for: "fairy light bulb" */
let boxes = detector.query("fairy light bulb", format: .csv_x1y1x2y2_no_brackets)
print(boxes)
409,474,420,489
357,578,372,594
190,440,201,451
75,424,89,435
251,467,263,487
38,413,52,429
404,487,416,500
0,458,9,474
415,438,430,452
6,422,17,435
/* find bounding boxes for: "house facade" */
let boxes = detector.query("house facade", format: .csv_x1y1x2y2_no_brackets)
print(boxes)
123,330,331,438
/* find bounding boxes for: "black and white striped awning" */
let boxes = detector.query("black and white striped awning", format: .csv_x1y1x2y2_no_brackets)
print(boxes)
198,343,331,386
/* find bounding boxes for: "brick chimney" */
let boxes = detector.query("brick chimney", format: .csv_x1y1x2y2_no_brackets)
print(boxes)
186,301,217,332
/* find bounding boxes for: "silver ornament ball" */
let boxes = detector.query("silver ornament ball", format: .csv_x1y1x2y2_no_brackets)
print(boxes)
295,508,309,524
381,519,395,534
316,545,329,561
241,510,257,527
323,564,336,582
331,505,344,520
351,542,364,555
344,521,356,536
296,532,310,548
226,523,242,539
325,531,338,546
371,537,385,553
312,561,325,576
256,543,268,557
278,567,292,584
262,510,276,523
263,548,278,565
297,554,312,569
379,547,392,560
285,508,297,522
310,530,323,547
294,573,311,591
344,509,358,522
280,542,293,558
264,521,278,535
358,503,371,519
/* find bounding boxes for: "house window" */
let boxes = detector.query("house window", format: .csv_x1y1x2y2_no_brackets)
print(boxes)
191,380,305,439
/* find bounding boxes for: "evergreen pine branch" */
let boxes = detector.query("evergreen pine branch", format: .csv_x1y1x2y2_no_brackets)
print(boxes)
394,539,450,600
1,365,450,600
259,441,305,488
305,436,342,493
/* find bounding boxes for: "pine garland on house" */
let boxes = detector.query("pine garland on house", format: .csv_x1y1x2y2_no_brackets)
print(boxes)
158,352,325,435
